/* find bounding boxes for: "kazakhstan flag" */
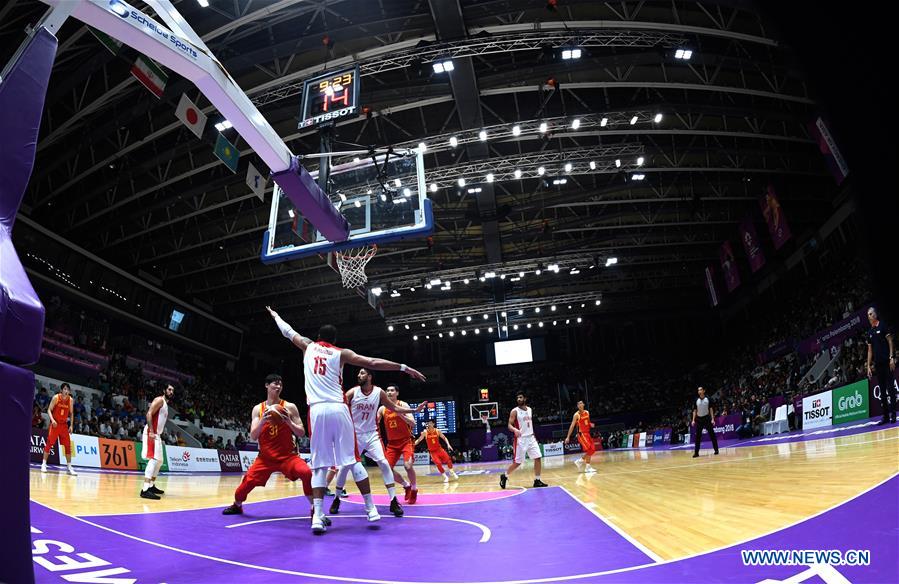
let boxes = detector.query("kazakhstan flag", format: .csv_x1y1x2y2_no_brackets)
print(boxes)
214,133,239,173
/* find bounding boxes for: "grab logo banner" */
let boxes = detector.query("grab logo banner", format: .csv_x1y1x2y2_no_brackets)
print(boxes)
802,391,833,429
832,381,869,424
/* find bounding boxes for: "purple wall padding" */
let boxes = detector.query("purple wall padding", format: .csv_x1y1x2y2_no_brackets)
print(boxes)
271,156,350,243
0,362,37,583
0,26,59,584
0,29,55,365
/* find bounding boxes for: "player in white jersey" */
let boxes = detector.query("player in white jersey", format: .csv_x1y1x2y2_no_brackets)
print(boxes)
329,369,406,517
139,384,174,500
499,393,548,489
266,307,426,533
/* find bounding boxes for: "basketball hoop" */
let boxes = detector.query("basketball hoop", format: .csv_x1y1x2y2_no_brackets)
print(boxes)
335,244,378,289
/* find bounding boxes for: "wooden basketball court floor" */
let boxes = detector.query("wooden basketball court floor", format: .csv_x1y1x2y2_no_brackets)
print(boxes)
29,423,899,583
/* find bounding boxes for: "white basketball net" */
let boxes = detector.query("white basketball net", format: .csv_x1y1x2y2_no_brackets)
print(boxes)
480,412,491,432
335,245,378,289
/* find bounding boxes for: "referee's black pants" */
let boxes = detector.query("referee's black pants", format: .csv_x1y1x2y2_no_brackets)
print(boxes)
873,363,897,421
694,415,719,455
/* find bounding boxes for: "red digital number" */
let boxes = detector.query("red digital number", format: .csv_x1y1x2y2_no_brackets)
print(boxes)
314,356,327,375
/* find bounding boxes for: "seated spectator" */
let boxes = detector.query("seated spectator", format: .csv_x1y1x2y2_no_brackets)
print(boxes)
36,388,50,409
32,404,44,428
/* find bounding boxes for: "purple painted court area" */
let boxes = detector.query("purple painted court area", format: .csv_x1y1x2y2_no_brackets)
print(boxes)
31,488,653,583
30,475,899,583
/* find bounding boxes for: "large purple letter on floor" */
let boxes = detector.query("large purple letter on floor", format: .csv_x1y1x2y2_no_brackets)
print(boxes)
0,26,56,584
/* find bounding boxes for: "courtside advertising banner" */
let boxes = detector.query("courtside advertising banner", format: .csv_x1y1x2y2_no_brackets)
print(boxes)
239,450,259,471
542,442,564,457
802,391,833,429
563,441,583,454
218,449,242,472
832,381,869,424
70,434,101,468
413,452,430,466
868,372,899,419
165,446,221,472
98,438,139,470
134,440,169,472
31,430,58,465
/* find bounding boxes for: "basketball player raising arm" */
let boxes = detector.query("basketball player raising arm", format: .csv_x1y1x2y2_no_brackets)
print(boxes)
266,306,427,380
265,306,425,532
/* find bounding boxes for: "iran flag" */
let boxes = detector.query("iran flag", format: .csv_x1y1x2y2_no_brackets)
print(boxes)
130,55,168,99
175,94,207,139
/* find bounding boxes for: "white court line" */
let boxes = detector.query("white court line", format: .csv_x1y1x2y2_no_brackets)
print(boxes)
582,434,899,478
30,472,897,584
557,485,663,563
226,513,492,543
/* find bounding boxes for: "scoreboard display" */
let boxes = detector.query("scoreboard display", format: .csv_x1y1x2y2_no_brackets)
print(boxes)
298,65,360,129
408,398,457,435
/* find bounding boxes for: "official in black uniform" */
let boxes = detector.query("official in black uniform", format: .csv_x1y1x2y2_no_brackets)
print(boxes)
692,386,720,458
866,307,897,424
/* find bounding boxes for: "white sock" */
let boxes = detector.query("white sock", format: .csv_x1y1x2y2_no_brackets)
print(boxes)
313,498,323,518
410,480,417,489
398,477,409,487
142,481,152,491
387,486,397,499
535,475,541,481
362,493,374,510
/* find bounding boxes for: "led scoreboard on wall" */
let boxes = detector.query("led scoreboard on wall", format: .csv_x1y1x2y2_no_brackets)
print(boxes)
408,398,457,435
298,65,360,129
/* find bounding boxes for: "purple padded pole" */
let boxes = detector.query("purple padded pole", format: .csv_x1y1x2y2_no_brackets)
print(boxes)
271,156,350,243
0,26,57,584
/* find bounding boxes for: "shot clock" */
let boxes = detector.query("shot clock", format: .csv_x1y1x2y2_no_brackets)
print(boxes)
298,65,361,129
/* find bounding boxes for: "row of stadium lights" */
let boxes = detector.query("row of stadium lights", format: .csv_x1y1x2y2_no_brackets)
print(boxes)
371,258,616,298
386,301,600,334
416,115,659,190
431,46,693,74
389,316,588,340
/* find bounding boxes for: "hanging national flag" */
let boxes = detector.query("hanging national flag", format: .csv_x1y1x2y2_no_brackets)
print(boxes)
214,133,239,173
131,55,168,99
174,94,207,139
719,240,741,293
88,26,122,55
245,161,266,201
760,185,792,250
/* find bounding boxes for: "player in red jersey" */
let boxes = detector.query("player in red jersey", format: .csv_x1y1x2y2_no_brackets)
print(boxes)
564,400,596,473
41,383,76,475
222,374,317,520
379,385,419,503
415,420,458,483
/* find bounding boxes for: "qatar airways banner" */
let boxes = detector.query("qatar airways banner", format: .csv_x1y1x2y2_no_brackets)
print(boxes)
760,185,791,250
738,216,766,273
719,241,741,292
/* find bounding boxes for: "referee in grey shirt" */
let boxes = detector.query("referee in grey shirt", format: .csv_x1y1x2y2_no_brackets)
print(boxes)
692,386,720,458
